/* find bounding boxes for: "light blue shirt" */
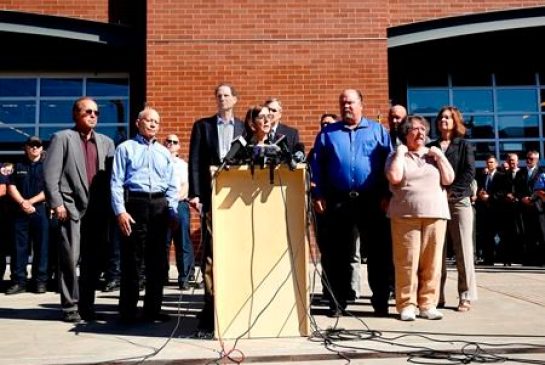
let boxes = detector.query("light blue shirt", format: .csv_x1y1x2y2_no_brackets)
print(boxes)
217,115,234,160
111,134,178,215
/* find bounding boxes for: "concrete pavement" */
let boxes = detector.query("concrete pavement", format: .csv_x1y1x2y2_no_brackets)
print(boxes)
1,265,545,365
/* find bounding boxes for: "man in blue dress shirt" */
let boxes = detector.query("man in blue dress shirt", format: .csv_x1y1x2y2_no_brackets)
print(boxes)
111,106,178,323
311,89,393,317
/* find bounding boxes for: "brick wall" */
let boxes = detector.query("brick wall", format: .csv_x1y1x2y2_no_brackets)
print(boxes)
0,1,109,22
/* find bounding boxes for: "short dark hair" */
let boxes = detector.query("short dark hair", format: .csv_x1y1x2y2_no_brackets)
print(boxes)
72,96,96,115
215,83,238,97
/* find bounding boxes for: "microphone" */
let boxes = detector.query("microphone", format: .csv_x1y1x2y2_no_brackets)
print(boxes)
223,135,247,164
293,142,306,163
214,136,247,178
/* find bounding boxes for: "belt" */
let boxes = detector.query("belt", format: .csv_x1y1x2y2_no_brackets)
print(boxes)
127,191,165,199
328,190,363,200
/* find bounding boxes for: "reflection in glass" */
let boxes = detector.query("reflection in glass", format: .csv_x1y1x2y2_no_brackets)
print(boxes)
40,101,75,124
0,79,36,97
499,141,539,159
0,101,37,125
540,89,545,112
473,142,497,161
451,72,492,86
498,115,539,138
95,125,128,142
407,89,449,114
97,99,129,125
452,89,493,113
495,72,536,86
464,115,494,139
41,79,82,97
496,89,537,112
87,78,129,97
0,126,36,143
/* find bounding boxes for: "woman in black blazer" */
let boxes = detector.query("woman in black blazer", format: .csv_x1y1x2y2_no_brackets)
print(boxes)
428,106,477,312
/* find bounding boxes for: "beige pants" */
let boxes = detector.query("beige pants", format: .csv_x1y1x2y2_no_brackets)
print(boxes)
391,217,447,312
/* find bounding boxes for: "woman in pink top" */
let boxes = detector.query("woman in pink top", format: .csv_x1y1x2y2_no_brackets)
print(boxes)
385,115,454,321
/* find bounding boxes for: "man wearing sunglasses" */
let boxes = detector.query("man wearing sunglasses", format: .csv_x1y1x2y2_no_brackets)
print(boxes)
44,97,115,323
264,97,300,154
5,136,48,295
164,134,194,291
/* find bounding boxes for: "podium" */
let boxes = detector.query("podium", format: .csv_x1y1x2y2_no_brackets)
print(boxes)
211,164,310,339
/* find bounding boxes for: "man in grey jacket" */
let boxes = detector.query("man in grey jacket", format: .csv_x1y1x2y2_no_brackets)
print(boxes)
44,97,115,322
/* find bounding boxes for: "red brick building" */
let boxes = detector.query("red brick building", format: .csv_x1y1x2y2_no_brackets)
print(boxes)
2,1,545,249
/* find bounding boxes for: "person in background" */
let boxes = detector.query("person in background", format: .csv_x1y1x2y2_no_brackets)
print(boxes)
6,136,48,295
44,97,115,322
386,115,454,321
387,105,408,147
264,97,300,153
188,83,245,337
111,106,178,324
0,164,11,290
311,89,393,317
428,106,477,312
164,133,194,290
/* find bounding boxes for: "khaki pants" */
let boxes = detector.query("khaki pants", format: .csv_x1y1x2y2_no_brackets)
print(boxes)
391,217,446,312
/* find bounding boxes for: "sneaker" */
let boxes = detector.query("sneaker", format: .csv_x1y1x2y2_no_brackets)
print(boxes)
419,307,443,320
399,307,416,321
102,280,120,292
63,310,81,323
6,283,26,295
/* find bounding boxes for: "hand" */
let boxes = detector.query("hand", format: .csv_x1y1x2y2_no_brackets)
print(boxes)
54,205,69,222
395,144,408,155
313,198,326,214
189,197,202,214
521,196,532,206
20,200,35,214
117,212,135,236
169,210,179,232
427,146,444,160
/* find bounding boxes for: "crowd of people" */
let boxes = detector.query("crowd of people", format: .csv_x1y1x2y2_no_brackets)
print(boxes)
1,85,545,330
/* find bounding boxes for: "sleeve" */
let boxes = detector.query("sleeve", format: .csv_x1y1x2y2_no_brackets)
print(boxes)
43,133,65,209
449,140,476,199
164,154,179,213
188,121,203,199
310,131,326,199
110,144,127,216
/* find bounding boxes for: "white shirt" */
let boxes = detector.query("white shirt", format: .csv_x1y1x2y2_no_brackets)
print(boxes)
172,156,188,200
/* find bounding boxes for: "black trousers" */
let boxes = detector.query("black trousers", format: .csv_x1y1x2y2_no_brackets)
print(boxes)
323,193,393,312
119,195,168,319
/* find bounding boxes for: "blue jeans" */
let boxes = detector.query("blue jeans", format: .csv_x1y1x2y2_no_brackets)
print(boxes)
166,201,194,285
12,203,49,284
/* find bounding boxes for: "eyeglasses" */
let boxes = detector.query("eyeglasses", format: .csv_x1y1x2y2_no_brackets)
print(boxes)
83,109,100,117
27,144,42,149
255,114,272,121
165,139,179,145
409,127,427,132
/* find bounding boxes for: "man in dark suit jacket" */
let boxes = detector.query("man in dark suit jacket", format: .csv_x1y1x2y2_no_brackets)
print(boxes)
265,97,300,153
188,83,245,336
44,97,115,322
515,150,544,265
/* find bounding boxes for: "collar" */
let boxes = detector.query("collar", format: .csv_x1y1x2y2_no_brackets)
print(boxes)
217,115,234,125
343,117,369,130
135,133,157,145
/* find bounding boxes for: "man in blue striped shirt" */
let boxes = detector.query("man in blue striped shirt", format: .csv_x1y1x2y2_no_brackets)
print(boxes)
311,89,393,317
111,106,178,323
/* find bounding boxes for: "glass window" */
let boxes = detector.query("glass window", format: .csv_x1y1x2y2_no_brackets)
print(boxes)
464,115,494,139
40,79,83,97
473,142,497,161
452,89,493,113
0,126,36,143
407,89,449,114
496,89,538,112
540,89,545,112
451,71,492,87
88,78,129,97
498,115,539,138
0,79,36,97
0,101,36,125
499,141,540,159
40,100,76,124
407,71,447,87
96,99,129,124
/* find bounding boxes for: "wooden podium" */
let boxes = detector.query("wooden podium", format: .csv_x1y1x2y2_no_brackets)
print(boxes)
211,164,310,339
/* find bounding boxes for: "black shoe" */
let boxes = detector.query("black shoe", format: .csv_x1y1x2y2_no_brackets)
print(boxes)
437,302,446,309
63,311,81,323
6,283,26,295
80,310,96,322
373,308,389,317
192,329,214,339
179,282,190,290
328,307,344,317
35,282,47,294
119,315,138,325
102,280,120,292
142,313,171,323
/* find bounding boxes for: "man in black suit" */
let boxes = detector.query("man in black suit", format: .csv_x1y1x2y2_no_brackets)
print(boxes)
515,150,544,265
265,97,300,153
188,83,245,336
